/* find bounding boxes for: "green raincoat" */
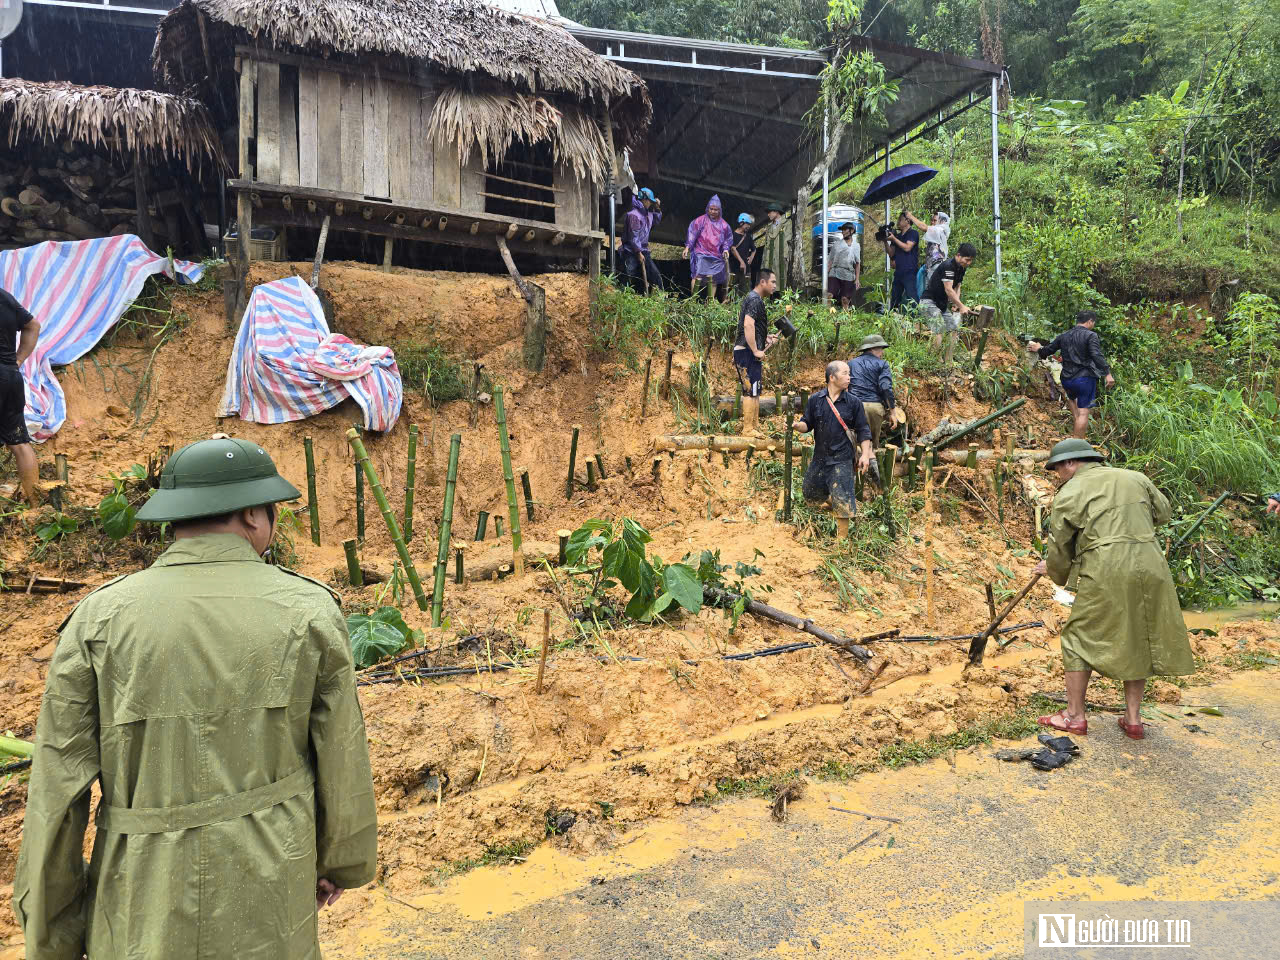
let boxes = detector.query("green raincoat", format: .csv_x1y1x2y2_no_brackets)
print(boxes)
1045,462,1194,680
14,534,378,960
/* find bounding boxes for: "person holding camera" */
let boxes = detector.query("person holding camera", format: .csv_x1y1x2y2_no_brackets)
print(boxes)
733,268,780,435
795,360,874,542
881,213,920,309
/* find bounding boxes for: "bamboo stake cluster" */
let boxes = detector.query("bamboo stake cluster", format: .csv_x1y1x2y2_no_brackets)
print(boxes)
347,429,429,611
495,386,525,576
431,433,462,626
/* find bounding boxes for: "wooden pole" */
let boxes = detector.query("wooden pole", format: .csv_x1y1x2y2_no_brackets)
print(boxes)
966,443,979,469
343,539,363,586
303,436,320,545
347,429,429,611
735,382,743,421
495,516,504,537
640,357,652,418
354,453,365,541
495,386,525,576
520,468,535,521
586,460,596,491
566,425,581,499
972,328,990,371
924,469,935,625
783,402,794,520
881,443,898,540
662,350,674,398
404,424,418,540
985,582,997,621
475,510,488,541
310,214,330,289
431,433,462,627
536,608,551,694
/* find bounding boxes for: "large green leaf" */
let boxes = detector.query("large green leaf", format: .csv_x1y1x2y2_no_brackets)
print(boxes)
98,493,137,540
662,563,704,613
347,613,408,668
566,520,612,566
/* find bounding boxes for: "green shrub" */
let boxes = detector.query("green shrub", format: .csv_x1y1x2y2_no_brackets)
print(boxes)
391,341,469,406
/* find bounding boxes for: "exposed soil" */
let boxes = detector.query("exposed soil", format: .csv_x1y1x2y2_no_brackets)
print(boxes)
1,261,1276,953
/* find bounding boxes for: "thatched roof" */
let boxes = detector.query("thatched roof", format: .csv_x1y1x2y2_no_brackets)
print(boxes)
0,79,225,173
153,0,651,149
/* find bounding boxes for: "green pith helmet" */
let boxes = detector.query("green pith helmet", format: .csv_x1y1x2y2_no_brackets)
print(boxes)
1045,437,1105,469
766,201,785,213
859,334,889,352
136,437,302,523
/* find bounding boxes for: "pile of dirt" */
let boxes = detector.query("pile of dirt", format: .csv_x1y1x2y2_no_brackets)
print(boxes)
1,262,1276,953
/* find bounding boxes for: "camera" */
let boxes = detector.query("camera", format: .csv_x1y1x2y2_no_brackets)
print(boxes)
874,225,891,242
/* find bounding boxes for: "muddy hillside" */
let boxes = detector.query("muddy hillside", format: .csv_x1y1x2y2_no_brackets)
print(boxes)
1,263,1277,954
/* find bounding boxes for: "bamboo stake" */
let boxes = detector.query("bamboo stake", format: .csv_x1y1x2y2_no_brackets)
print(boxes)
640,357,652,418
343,539,363,586
404,424,418,540
966,443,979,469
662,349,674,398
557,529,571,566
924,469,935,626
0,734,33,760
594,453,607,479
586,460,596,490
355,456,365,541
495,386,524,576
985,583,997,620
455,544,465,585
969,573,1044,663
536,608,550,694
495,516,504,537
520,469,535,521
882,444,899,540
431,433,462,627
55,453,68,483
303,435,320,545
475,510,488,541
735,382,743,420
566,425,581,499
800,447,811,477
347,429,428,611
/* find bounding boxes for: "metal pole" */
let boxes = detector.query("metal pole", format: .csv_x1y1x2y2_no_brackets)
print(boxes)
991,76,1003,283
884,143,892,299
608,183,617,277
821,106,830,304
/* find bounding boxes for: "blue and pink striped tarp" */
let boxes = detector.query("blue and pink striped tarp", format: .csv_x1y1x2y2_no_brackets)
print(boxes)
0,235,204,441
217,276,402,432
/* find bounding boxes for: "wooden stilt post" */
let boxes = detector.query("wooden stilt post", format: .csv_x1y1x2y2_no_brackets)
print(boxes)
343,539,363,586
404,424,418,540
431,434,462,626
303,436,320,545
495,386,524,576
566,425,581,499
347,429,429,611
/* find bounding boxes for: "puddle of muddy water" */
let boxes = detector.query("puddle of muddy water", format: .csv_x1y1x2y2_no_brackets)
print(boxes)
1184,603,1280,632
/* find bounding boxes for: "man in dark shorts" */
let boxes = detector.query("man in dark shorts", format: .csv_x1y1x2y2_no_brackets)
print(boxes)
733,268,779,435
0,286,40,505
1027,310,1115,438
795,360,874,541
920,242,976,365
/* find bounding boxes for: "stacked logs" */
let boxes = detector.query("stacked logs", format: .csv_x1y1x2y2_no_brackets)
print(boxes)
0,143,207,253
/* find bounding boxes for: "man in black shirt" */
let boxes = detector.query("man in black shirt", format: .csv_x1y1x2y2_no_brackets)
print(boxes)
921,242,976,365
1027,310,1115,438
733,268,779,435
795,360,874,541
0,286,40,505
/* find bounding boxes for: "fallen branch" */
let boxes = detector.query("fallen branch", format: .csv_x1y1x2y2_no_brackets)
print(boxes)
704,587,873,663
967,573,1043,664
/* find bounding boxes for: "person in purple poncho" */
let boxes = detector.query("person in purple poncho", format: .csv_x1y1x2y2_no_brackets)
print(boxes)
683,195,734,302
621,187,663,294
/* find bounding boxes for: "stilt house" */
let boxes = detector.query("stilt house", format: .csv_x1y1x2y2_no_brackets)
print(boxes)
152,0,650,269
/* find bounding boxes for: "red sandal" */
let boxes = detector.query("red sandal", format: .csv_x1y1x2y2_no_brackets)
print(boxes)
1118,717,1146,740
1037,711,1087,735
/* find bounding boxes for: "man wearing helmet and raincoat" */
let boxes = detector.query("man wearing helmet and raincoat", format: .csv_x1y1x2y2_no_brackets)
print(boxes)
14,436,378,960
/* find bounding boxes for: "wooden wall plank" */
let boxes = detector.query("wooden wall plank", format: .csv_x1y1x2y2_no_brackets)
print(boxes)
237,59,257,180
339,75,364,194
256,61,281,183
557,166,591,231
317,71,342,189
408,86,435,204
279,66,299,186
434,138,461,208
386,83,413,203
362,77,389,197
297,67,320,187
458,148,485,214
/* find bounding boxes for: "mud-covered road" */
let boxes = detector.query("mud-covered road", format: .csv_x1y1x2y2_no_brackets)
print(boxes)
320,668,1280,959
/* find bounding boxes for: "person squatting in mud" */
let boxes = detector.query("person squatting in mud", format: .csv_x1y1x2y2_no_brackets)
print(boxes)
795,360,874,542
732,268,780,436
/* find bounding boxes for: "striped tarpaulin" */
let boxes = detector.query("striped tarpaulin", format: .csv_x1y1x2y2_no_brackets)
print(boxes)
0,235,204,441
218,276,402,432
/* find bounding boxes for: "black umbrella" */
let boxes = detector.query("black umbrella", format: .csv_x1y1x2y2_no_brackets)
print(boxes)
861,163,938,207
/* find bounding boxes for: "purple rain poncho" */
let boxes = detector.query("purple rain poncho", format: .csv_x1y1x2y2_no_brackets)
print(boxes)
622,196,661,254
685,195,733,283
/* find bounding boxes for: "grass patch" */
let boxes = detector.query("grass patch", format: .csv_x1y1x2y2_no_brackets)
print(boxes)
873,704,1048,770
390,340,471,406
1220,651,1280,671
427,838,538,885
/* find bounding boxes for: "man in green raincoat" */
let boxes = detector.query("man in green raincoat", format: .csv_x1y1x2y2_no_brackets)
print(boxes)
1033,438,1194,741
14,436,378,959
